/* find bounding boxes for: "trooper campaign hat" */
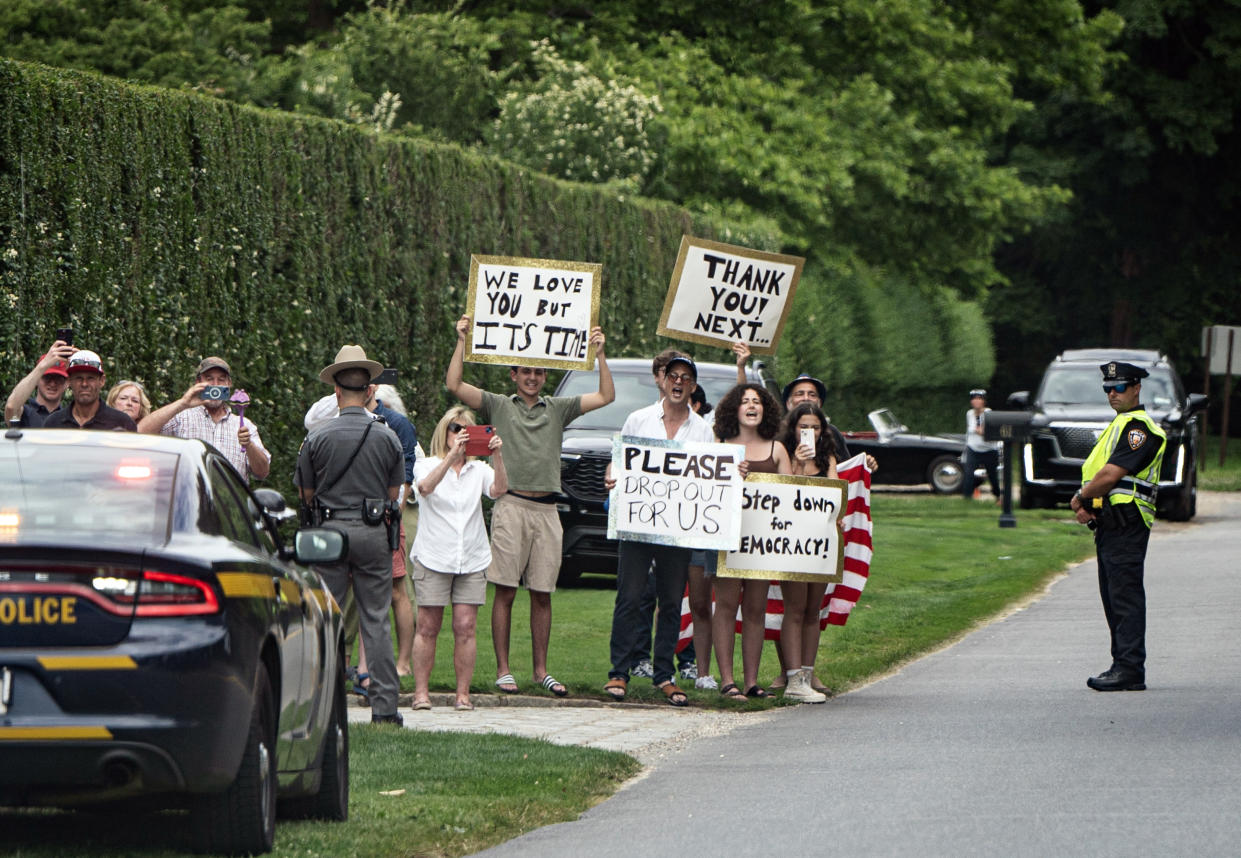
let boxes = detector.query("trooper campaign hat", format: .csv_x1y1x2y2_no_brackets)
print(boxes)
1099,361,1149,383
319,344,383,386
782,374,827,404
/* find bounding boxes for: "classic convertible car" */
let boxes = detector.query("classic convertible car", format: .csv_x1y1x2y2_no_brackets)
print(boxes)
843,408,970,494
0,429,350,855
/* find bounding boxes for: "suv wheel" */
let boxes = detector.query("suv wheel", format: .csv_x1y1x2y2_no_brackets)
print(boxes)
1163,460,1197,522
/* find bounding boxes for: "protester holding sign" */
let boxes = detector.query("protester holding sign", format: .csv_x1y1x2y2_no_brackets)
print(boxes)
774,403,841,703
446,315,613,698
602,355,713,706
712,383,791,700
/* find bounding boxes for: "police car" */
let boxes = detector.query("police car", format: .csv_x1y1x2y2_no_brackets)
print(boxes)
0,429,350,854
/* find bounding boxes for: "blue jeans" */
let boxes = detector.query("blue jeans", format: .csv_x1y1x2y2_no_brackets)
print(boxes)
610,542,690,686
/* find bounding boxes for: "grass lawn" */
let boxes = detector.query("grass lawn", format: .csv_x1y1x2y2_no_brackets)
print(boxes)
1198,434,1241,491
1,493,1106,856
418,493,1098,706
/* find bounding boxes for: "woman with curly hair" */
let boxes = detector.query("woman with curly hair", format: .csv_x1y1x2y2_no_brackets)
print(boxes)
713,383,791,701
773,402,840,703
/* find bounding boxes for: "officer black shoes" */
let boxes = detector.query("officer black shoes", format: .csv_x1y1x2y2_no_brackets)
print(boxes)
371,712,406,726
1087,668,1146,692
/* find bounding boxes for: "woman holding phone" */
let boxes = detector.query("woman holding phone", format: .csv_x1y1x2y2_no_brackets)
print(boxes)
712,383,791,701
409,406,506,711
775,402,839,702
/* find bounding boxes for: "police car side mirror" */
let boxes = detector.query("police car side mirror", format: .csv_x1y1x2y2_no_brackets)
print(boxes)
293,528,348,565
1185,393,1208,417
1006,391,1030,409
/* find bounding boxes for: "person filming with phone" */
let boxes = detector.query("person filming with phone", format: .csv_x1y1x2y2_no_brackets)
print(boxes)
408,407,507,711
4,334,76,427
139,356,270,482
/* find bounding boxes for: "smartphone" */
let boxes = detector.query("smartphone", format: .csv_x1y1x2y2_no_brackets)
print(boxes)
374,368,398,386
463,424,495,456
55,327,74,346
200,384,230,403
800,427,815,450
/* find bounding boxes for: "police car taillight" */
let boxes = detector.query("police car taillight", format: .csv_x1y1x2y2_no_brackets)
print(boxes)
91,570,220,617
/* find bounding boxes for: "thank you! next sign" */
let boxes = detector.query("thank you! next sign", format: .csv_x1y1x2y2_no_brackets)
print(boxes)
657,236,804,355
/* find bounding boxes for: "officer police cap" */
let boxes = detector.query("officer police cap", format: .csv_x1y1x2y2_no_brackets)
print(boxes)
1099,361,1149,383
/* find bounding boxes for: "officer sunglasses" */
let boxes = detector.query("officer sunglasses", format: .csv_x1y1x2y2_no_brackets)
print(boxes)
1102,382,1132,394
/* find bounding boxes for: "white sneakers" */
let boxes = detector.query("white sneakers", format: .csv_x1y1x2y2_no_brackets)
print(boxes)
783,668,826,704
694,675,719,690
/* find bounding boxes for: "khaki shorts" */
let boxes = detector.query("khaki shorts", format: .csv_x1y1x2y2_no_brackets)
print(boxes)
411,558,486,607
486,494,562,593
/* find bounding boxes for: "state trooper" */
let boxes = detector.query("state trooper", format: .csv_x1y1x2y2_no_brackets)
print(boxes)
1070,361,1167,692
295,345,406,724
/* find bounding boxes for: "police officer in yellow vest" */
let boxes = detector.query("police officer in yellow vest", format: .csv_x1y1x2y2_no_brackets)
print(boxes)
1070,361,1166,691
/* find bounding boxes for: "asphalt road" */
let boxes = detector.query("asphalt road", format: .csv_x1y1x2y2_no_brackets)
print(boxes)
477,493,1241,857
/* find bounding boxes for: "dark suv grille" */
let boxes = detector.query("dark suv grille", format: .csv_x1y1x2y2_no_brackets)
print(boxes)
1052,426,1101,459
561,454,610,503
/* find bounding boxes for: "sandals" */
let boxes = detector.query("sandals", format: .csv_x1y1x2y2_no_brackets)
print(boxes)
603,677,627,701
658,681,688,707
412,699,431,711
454,699,474,711
744,685,771,699
351,671,370,699
537,674,568,698
494,673,519,694
720,682,747,701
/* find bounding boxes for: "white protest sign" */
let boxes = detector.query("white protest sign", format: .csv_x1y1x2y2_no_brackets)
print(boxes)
607,436,745,551
718,473,846,583
465,254,601,370
657,236,804,355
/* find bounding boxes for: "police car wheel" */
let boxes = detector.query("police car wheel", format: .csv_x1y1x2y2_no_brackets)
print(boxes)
927,455,964,494
191,662,277,855
284,654,350,821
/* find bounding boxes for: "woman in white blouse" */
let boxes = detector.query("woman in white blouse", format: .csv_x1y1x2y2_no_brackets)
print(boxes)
409,406,507,710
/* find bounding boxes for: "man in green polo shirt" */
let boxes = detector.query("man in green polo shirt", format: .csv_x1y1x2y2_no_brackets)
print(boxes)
446,315,614,697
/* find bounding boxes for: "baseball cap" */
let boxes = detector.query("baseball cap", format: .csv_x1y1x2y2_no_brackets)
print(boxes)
195,356,232,377
665,355,698,380
66,350,104,375
969,388,986,398
782,374,827,404
40,352,69,378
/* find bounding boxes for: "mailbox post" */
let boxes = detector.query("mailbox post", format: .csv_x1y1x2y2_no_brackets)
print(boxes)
984,411,1034,528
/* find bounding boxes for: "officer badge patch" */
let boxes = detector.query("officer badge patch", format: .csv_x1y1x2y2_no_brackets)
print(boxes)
1127,428,1146,450
1106,362,1117,379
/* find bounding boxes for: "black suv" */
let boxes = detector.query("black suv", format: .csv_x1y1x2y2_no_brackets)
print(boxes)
553,357,781,585
1008,348,1207,521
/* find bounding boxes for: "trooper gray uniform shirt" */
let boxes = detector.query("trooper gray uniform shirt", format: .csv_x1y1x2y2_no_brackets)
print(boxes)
294,406,404,715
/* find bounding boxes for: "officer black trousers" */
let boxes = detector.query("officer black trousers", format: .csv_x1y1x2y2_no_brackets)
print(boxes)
1094,522,1150,675
318,521,400,716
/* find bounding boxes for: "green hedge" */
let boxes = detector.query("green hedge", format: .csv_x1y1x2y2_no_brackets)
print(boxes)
0,61,780,496
1,60,992,500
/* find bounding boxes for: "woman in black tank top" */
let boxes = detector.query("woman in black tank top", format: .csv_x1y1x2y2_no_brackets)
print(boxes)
712,384,790,700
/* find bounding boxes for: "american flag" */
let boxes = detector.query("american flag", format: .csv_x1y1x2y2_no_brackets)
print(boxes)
677,453,873,649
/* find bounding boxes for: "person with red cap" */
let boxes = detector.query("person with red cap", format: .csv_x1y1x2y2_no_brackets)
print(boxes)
41,350,137,431
4,339,75,427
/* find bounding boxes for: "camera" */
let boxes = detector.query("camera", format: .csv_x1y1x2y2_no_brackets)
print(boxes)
201,384,230,402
